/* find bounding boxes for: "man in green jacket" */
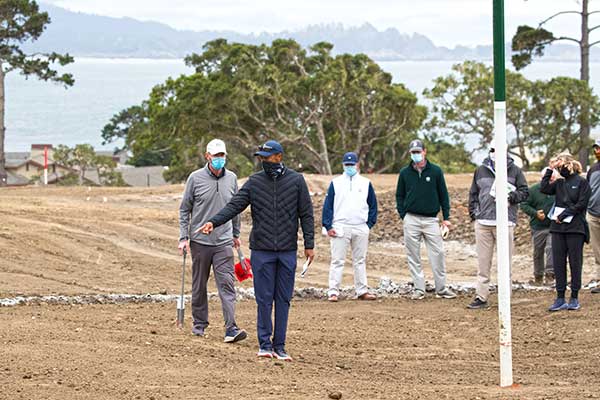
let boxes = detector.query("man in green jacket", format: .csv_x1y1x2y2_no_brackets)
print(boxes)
520,168,555,285
396,139,456,300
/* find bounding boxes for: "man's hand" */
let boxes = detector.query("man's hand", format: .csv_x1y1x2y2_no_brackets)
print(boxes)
441,220,452,229
178,239,190,256
536,210,545,221
305,249,315,264
195,222,214,235
233,237,241,249
327,229,337,237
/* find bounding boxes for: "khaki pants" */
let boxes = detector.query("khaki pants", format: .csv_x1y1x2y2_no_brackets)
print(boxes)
403,213,447,292
587,213,600,280
475,222,514,301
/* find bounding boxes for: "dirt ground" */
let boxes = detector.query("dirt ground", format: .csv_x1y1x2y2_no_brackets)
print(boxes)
1,293,600,400
1,174,600,399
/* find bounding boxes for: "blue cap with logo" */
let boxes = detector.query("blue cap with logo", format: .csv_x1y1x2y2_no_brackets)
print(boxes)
254,140,284,157
342,152,358,165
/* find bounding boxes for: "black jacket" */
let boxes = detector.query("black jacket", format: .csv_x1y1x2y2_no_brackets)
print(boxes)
540,168,591,236
209,167,315,251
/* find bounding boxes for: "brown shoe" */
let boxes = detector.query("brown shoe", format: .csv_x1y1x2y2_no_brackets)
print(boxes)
328,294,338,302
358,293,376,301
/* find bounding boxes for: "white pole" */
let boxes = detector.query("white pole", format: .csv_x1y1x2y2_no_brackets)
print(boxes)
44,168,48,185
494,101,513,387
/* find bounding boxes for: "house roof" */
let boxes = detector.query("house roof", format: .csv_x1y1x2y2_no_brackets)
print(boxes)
118,166,167,187
31,144,53,150
6,171,29,186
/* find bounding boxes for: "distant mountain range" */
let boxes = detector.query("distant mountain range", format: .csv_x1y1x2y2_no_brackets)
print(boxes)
22,3,598,61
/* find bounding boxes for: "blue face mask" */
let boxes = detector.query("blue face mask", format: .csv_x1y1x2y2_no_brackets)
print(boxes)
411,153,423,163
211,157,226,170
344,166,357,177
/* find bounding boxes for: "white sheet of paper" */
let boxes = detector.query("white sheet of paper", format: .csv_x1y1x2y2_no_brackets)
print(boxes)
550,206,573,223
489,180,517,199
300,259,312,278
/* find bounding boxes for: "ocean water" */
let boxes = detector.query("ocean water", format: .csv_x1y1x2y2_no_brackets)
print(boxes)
6,58,600,151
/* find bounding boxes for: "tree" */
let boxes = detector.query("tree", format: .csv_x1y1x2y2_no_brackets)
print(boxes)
0,1,74,186
511,0,599,167
424,61,600,169
94,155,127,186
104,39,426,180
54,144,126,186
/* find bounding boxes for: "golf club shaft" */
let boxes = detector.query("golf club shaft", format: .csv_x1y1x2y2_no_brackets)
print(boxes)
177,250,186,327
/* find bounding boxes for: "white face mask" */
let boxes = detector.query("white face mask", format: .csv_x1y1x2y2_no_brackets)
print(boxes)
489,152,496,162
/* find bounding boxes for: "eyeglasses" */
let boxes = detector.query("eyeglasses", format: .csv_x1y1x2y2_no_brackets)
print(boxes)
258,144,273,152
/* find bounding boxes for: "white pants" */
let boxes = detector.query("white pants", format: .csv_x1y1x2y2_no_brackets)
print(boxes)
403,213,446,292
328,225,370,297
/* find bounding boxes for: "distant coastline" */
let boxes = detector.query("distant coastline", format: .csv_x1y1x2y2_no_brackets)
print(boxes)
23,3,600,63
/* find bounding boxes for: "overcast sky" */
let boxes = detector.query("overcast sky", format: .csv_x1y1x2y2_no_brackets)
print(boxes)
43,0,592,47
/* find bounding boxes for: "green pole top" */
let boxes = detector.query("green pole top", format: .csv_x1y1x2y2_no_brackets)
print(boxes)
493,0,506,102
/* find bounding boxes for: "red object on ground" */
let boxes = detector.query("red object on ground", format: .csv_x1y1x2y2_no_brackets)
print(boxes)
234,248,253,282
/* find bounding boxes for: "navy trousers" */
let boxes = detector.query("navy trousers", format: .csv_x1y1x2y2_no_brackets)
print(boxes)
251,250,297,351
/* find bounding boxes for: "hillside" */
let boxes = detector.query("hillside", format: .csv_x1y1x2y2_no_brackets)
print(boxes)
24,3,596,61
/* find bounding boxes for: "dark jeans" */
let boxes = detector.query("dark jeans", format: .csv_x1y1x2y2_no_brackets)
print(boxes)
551,233,585,298
251,250,297,351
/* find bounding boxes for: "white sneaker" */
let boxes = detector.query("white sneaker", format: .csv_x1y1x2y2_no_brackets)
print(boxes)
435,288,457,299
410,289,425,300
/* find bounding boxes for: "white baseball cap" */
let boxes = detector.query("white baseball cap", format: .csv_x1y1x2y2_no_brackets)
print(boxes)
206,139,227,155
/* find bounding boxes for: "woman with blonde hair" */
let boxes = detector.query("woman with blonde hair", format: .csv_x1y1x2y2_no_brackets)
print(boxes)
541,153,591,311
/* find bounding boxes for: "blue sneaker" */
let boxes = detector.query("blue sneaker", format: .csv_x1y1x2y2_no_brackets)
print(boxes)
548,298,569,312
224,327,247,343
567,298,581,311
273,348,293,362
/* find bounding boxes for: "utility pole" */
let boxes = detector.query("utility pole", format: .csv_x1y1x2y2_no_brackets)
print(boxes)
493,0,513,388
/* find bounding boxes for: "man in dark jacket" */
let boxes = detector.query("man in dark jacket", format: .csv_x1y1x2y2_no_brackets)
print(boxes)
467,148,528,309
396,139,456,300
520,168,555,285
198,140,315,362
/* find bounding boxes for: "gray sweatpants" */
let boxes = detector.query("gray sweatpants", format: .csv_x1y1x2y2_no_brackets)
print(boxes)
532,228,553,279
190,241,237,331
475,222,514,302
403,213,446,292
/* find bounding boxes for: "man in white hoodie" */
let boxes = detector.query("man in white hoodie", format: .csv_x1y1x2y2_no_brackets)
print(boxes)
322,152,378,302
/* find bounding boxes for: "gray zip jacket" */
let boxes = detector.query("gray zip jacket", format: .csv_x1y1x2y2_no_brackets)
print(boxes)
179,166,241,246
468,156,529,224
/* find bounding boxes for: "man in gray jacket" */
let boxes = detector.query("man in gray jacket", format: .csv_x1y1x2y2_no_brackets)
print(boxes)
467,148,528,309
178,139,247,342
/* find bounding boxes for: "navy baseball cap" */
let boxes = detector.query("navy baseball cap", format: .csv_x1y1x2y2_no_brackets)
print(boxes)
342,152,358,165
254,140,284,157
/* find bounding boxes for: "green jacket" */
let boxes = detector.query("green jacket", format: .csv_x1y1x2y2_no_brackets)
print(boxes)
396,160,450,220
520,182,554,230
